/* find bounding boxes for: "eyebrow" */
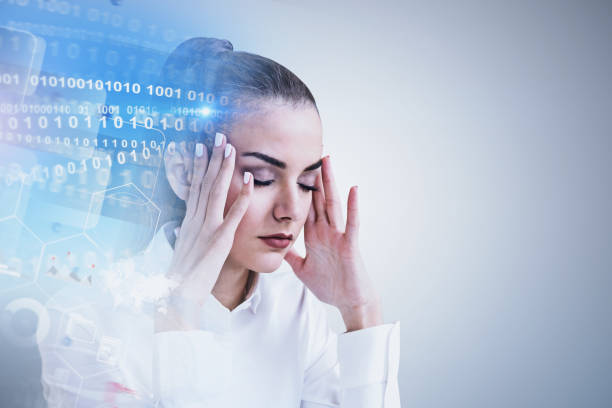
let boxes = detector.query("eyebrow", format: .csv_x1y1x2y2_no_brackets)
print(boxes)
241,152,322,172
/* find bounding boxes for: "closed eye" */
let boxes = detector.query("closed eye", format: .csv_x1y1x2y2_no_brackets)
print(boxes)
253,179,318,192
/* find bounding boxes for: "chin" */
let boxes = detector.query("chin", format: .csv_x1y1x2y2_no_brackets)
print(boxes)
246,251,286,273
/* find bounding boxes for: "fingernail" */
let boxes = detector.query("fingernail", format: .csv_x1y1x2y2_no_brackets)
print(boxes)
224,143,233,158
215,132,224,147
195,143,203,157
243,171,251,184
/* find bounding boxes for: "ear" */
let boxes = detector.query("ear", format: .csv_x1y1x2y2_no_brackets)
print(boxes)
164,141,209,201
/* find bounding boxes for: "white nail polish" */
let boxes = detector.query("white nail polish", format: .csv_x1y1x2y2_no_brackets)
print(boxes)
224,143,232,158
195,143,203,157
243,171,251,184
215,132,224,147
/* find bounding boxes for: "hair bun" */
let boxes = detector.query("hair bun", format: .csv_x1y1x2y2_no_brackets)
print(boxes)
188,37,234,56
160,37,233,88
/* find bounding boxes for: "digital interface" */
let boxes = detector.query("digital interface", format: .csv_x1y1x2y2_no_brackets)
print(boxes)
0,1,234,405
4,1,610,407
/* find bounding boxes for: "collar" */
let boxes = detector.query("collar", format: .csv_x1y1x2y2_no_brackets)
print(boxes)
240,271,261,314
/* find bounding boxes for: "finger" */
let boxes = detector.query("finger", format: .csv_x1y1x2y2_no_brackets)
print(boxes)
306,201,315,225
345,185,360,241
303,201,316,242
205,142,236,224
219,171,253,234
313,172,328,224
321,156,343,230
185,142,208,220
194,132,226,223
284,247,305,275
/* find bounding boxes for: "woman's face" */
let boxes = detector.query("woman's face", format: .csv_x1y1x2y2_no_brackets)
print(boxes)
223,103,323,273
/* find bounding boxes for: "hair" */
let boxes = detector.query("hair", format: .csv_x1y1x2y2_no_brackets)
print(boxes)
152,37,319,224
160,37,317,152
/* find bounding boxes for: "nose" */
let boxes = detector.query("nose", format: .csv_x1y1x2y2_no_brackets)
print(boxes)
273,184,300,222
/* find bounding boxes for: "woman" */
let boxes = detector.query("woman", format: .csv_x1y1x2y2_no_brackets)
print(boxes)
39,37,401,407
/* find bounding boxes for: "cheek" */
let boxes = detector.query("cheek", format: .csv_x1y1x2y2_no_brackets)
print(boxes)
298,194,313,222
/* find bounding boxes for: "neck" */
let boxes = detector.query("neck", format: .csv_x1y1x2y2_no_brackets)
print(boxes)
167,222,252,311
211,258,252,311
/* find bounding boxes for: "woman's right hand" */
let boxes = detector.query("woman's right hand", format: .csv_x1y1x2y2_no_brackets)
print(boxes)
156,133,253,331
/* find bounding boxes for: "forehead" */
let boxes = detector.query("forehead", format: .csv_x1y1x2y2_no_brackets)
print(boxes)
229,104,323,167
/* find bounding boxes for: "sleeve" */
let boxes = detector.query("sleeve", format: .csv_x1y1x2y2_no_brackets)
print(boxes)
300,295,401,408
336,322,401,408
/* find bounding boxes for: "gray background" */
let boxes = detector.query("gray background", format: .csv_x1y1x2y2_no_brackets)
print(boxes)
210,1,611,406
1,0,611,407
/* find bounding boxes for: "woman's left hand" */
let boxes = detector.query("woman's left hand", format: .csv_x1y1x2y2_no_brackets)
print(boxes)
284,156,383,332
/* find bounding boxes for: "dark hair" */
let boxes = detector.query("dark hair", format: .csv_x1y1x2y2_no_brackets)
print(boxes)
152,37,319,223
160,37,317,151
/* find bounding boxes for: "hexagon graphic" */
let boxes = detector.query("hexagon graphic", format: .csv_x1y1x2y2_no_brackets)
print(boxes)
15,176,96,244
10,148,112,243
37,234,110,298
84,183,160,261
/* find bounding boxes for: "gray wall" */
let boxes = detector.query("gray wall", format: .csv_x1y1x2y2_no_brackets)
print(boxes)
2,0,611,406
202,1,612,406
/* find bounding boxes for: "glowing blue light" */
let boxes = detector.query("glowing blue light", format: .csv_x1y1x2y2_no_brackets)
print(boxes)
201,107,211,116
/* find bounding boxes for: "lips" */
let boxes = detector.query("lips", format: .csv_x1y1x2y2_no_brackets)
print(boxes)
258,233,293,249
259,233,293,240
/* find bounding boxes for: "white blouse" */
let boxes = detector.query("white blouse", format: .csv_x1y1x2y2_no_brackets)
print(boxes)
38,223,401,407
